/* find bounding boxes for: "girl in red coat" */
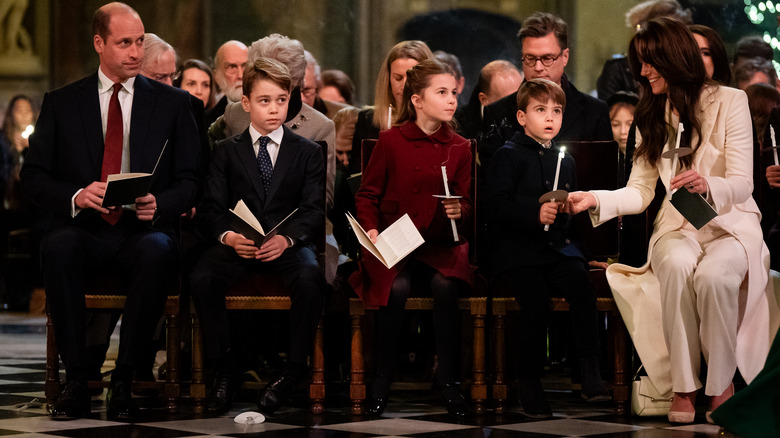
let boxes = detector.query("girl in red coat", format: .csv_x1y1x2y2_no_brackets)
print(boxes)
350,59,473,417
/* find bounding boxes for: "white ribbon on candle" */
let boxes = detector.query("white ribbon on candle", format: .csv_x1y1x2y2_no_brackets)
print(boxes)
772,125,779,166
544,146,566,232
441,166,459,242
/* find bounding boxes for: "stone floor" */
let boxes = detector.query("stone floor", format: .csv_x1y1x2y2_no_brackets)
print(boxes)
0,312,734,437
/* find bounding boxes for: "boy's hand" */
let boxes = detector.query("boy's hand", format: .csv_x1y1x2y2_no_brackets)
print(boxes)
539,200,560,225
225,231,258,259
257,235,289,262
441,197,461,220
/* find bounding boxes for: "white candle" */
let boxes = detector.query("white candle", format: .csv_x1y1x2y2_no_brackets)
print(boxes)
670,122,684,191
772,125,779,166
545,146,566,232
441,166,459,242
387,106,392,128
552,146,566,191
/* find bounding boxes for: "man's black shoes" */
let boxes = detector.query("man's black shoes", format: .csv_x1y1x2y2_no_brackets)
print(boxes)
257,374,298,415
51,380,90,420
106,380,139,421
205,374,236,415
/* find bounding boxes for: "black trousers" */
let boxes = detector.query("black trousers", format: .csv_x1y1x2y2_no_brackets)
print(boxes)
189,243,324,372
493,256,600,379
374,259,461,386
41,215,177,382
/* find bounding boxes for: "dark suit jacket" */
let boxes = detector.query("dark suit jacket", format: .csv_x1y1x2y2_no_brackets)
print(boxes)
485,132,584,275
205,95,228,130
21,73,201,234
480,75,613,173
199,126,325,248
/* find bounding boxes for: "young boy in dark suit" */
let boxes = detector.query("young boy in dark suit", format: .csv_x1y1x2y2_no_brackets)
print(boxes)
485,78,610,418
190,57,326,415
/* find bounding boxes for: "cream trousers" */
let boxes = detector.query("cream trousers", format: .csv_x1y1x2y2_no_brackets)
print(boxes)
650,225,747,395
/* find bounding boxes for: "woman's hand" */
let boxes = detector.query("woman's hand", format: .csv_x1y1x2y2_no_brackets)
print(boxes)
367,229,379,244
671,169,708,194
441,197,462,220
566,191,597,215
767,165,780,188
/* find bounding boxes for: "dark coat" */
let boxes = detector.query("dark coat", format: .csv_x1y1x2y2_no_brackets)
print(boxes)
350,122,473,307
485,132,584,275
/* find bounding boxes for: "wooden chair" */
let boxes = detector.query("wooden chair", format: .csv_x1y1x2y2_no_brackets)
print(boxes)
45,284,182,412
190,141,329,414
349,139,490,415
490,140,632,415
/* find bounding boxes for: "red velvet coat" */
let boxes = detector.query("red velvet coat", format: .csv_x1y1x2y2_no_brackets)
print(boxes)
349,121,473,308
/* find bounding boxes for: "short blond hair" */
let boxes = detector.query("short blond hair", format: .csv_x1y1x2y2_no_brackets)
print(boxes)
243,57,292,97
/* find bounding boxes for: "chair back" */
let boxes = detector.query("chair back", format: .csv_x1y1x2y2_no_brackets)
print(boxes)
564,140,621,259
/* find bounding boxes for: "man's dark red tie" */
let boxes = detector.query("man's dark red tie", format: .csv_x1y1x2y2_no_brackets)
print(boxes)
101,82,123,225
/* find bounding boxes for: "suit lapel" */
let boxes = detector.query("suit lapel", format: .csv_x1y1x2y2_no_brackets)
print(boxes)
236,131,267,202
78,74,105,175
693,86,719,170
265,128,295,203
129,75,155,172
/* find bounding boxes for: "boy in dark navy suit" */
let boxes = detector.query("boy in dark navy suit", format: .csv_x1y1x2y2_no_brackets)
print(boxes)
190,57,325,415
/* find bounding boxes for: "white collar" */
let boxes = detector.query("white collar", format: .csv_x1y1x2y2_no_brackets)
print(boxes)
97,67,136,95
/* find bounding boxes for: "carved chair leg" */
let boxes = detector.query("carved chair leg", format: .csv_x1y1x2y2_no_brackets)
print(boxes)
349,300,366,415
470,299,487,415
190,312,206,414
492,302,508,414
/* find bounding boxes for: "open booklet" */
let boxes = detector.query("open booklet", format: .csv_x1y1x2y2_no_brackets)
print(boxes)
229,199,298,247
670,188,717,230
346,212,424,269
102,140,168,207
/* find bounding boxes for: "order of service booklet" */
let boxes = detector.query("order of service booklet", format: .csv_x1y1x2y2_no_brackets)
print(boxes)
101,140,168,208
346,212,424,269
229,200,298,247
670,188,718,230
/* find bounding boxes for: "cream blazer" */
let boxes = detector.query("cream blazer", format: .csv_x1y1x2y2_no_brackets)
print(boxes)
588,85,780,396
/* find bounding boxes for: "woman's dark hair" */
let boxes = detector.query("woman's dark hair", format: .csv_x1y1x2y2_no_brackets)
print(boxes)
173,59,216,109
628,17,710,168
396,59,456,127
745,82,780,147
689,24,732,86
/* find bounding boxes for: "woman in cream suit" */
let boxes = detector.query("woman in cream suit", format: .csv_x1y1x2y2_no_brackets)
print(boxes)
568,18,779,424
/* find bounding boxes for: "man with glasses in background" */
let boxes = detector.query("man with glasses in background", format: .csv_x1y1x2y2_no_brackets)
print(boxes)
480,12,612,170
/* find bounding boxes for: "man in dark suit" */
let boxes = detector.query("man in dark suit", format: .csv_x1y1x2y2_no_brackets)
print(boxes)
20,2,200,420
189,58,325,415
480,12,613,172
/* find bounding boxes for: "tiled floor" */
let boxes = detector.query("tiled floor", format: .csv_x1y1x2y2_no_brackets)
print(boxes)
0,312,733,437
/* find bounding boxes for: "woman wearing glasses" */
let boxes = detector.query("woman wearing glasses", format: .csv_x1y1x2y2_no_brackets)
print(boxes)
568,18,779,424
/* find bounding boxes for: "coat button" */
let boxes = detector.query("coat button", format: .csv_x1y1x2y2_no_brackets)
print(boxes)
414,165,421,171
413,187,420,194
545,180,550,185
433,144,440,149
411,212,418,218
565,183,571,189
539,151,544,156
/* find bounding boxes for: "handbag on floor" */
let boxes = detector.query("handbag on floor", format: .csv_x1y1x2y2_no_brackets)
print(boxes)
631,365,673,416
